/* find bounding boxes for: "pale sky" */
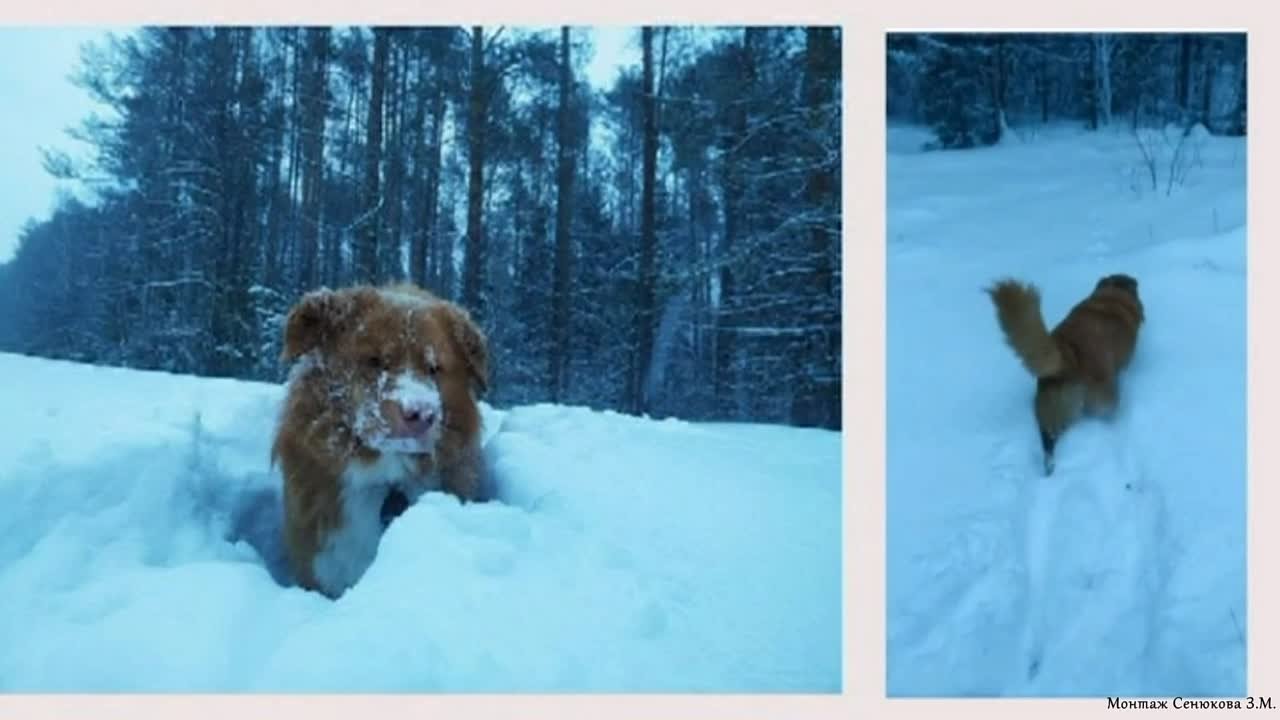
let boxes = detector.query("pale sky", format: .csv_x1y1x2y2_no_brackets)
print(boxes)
0,27,110,262
0,26,637,263
583,26,637,92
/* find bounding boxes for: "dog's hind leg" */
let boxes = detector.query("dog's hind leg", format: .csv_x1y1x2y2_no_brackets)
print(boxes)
1034,377,1080,477
1038,428,1059,476
1084,378,1118,419
1039,429,1056,476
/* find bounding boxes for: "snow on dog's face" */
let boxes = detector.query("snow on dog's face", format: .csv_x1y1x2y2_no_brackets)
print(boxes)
280,284,488,457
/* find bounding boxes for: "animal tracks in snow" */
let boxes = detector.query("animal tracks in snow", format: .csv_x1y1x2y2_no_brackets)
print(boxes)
1005,417,1169,695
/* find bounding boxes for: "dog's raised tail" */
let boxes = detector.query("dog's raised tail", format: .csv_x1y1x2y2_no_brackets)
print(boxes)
985,279,1064,378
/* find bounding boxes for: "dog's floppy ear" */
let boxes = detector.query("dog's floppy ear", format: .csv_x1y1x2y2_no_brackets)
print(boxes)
281,288,359,363
436,302,490,395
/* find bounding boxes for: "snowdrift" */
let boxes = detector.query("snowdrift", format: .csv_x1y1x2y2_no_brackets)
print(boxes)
887,124,1247,697
0,353,841,691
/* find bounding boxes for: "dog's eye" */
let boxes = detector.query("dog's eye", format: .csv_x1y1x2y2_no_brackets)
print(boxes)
365,355,385,370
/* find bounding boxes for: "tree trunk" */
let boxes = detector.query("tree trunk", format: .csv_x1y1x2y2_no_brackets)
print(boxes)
1178,33,1193,116
1038,42,1050,124
462,26,488,318
407,36,430,287
715,28,755,419
330,57,361,287
208,27,239,376
297,27,329,292
282,29,302,284
992,35,1008,141
632,26,658,415
792,26,841,429
1086,34,1099,130
551,26,576,401
1233,37,1247,135
356,28,389,284
424,80,447,289
383,36,407,280
263,36,288,290
1096,33,1113,127
1200,35,1217,129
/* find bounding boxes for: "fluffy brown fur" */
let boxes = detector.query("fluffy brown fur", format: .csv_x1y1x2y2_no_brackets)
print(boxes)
986,273,1144,475
272,282,489,597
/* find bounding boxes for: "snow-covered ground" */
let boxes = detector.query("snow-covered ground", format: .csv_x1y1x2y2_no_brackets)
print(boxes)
0,353,841,691
886,123,1247,697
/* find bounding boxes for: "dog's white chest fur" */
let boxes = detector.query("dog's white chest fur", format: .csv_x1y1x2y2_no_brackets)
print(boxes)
310,452,441,597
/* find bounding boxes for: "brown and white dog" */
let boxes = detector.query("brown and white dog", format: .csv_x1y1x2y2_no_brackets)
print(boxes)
272,282,489,598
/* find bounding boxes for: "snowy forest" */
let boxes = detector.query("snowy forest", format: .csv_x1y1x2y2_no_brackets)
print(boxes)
0,26,842,430
887,32,1247,147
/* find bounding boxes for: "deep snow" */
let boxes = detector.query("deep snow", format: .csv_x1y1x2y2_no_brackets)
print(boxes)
886,123,1247,697
0,353,841,691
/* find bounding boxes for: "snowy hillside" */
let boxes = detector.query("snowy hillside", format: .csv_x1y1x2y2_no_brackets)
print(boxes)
887,124,1247,697
0,353,841,691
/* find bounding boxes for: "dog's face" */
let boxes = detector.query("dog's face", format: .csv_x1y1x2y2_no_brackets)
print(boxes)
1095,273,1139,298
281,285,488,456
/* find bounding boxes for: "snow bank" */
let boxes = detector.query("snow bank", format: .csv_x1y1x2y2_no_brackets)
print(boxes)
887,124,1246,697
0,354,841,691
